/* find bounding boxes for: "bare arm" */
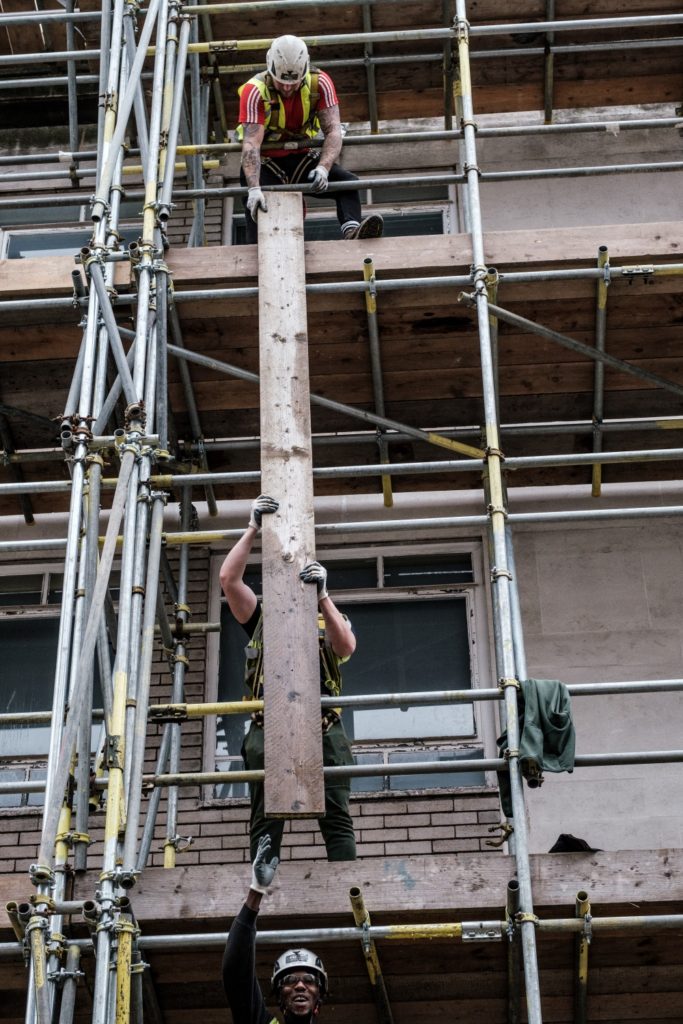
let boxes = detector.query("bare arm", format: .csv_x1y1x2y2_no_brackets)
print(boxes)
319,595,356,659
219,527,258,624
317,104,343,172
241,122,266,188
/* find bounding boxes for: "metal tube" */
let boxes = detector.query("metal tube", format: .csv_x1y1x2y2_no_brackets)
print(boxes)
168,303,218,515
188,13,206,246
506,881,522,1024
91,0,162,222
165,342,485,459
4,911,683,958
57,945,81,1024
349,887,395,1024
164,496,192,868
115,916,136,1024
123,6,151,173
543,0,555,125
136,722,173,872
27,921,51,1024
159,12,192,221
574,891,591,1024
464,294,683,402
65,0,80,158
149,746,683,788
363,259,392,506
2,503,683,560
121,492,167,881
455,4,542,1019
38,449,136,869
88,263,139,407
591,246,609,496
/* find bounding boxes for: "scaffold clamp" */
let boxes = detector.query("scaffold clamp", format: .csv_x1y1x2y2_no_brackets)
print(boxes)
462,921,501,942
582,912,593,944
485,822,514,848
148,703,188,723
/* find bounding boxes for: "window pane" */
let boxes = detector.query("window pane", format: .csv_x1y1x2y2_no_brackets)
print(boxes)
216,607,252,763
327,561,377,591
350,751,384,793
0,768,25,809
337,598,473,741
387,748,485,790
383,554,473,587
0,574,44,606
0,618,59,756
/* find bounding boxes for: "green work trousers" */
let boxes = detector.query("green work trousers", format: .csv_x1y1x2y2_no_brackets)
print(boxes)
241,719,357,862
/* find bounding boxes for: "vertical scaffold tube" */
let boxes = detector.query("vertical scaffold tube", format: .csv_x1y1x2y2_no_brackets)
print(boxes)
591,246,609,497
122,491,168,878
57,944,82,1024
363,258,393,507
454,4,543,1021
349,887,395,1024
506,879,522,1024
165,495,193,867
574,890,591,1023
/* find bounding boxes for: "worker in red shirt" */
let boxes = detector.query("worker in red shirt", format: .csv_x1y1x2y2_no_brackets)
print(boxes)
237,34,384,243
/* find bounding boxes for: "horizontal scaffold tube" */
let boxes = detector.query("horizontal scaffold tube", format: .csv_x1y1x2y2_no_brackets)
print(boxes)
1,262,682,314
0,676,681,731
149,749,683,789
3,913,683,959
1,504,683,556
3,446,683,497
0,116,679,161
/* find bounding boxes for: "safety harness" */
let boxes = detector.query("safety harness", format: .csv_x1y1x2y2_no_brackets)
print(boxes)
244,610,345,730
236,69,322,143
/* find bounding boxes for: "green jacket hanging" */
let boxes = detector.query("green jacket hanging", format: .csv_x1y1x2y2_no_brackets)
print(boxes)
497,678,576,818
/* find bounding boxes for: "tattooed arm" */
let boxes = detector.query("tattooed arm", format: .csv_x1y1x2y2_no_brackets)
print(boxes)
241,122,266,187
317,104,343,173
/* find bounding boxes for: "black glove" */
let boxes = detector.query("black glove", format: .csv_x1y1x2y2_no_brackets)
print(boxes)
299,561,328,601
249,494,279,530
250,834,279,893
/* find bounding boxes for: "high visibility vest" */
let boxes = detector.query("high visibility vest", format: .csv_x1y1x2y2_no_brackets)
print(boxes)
236,69,322,143
244,611,345,702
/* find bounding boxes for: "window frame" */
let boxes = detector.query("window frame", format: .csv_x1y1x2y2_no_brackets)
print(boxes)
203,538,498,803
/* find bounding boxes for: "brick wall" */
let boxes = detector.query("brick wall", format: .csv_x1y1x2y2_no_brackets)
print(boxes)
0,547,502,875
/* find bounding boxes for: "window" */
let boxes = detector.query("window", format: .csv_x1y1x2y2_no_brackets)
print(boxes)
0,200,143,259
207,544,492,799
230,179,455,243
0,566,107,808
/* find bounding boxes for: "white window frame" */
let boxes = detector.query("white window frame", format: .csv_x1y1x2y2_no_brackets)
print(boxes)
203,538,498,802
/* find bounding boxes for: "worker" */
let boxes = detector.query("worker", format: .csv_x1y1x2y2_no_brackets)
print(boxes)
219,494,357,862
223,834,329,1023
237,33,384,243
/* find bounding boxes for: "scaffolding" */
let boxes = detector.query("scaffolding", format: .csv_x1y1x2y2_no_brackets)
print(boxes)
1,1,683,1022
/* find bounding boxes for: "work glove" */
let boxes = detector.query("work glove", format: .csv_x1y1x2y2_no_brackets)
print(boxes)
250,835,279,894
299,561,328,601
308,165,329,193
246,186,267,219
249,494,279,530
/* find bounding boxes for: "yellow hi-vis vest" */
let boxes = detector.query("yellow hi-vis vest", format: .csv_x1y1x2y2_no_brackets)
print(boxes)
236,70,321,144
244,611,345,702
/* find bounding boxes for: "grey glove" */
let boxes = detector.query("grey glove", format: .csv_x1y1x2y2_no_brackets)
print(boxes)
249,494,279,530
308,165,329,193
250,834,279,894
246,186,267,219
299,560,328,601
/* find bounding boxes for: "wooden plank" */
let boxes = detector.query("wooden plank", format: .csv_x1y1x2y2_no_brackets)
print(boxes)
257,192,324,818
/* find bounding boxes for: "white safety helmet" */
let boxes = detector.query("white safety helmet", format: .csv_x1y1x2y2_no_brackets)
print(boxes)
271,948,328,997
266,34,309,85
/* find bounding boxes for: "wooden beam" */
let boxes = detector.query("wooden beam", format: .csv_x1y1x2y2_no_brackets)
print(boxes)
257,192,324,819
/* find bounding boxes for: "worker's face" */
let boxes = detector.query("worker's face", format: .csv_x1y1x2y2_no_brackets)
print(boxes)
273,78,302,98
280,972,321,1016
